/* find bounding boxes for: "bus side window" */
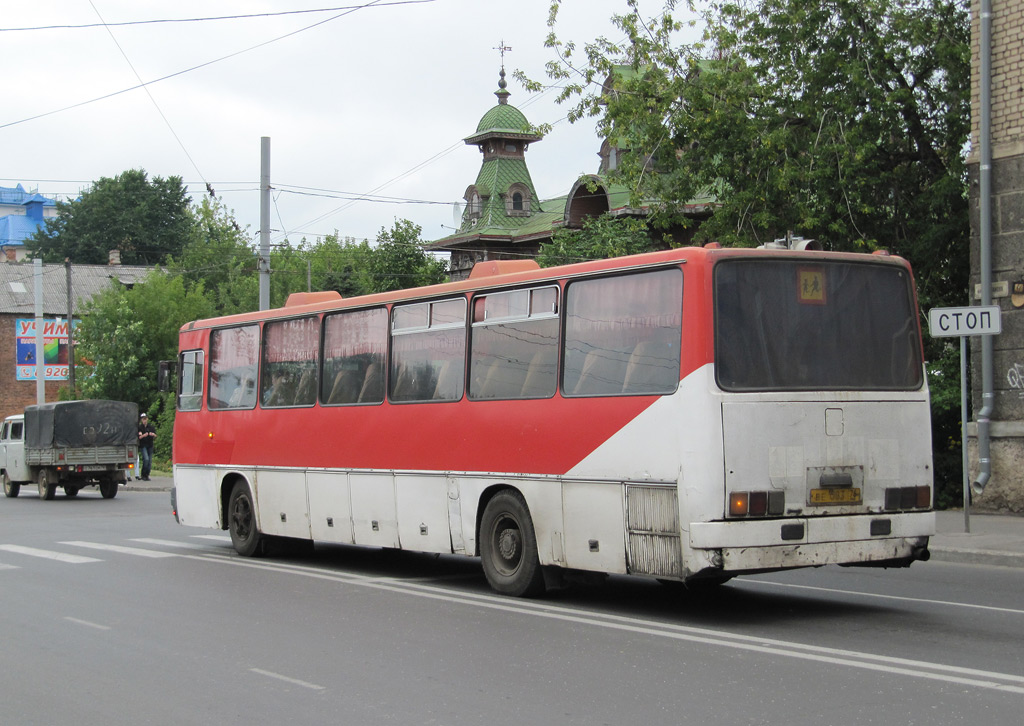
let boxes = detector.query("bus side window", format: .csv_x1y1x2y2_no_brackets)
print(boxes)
178,350,204,411
261,316,319,408
322,308,388,406
564,269,682,397
469,287,558,401
209,326,259,410
390,299,466,403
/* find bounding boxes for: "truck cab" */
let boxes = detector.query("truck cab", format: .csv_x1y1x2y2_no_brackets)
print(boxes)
1,415,31,497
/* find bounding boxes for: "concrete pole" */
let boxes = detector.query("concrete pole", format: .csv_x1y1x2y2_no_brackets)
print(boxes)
259,136,271,311
34,258,45,404
65,258,75,396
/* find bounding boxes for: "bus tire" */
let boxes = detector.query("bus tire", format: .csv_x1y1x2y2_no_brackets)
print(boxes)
99,478,118,499
37,471,56,500
480,490,546,598
3,472,19,498
228,482,264,557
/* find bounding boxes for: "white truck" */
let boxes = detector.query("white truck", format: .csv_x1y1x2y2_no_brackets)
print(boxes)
1,400,138,500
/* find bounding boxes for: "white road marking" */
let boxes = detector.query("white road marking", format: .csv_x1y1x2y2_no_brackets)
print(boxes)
0,544,101,564
181,553,1024,695
249,668,325,691
0,563,19,570
191,534,231,542
61,541,177,558
736,578,1024,616
131,538,226,551
64,617,111,631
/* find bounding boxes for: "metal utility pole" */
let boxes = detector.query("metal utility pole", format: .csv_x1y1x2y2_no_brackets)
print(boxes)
66,258,75,396
34,258,45,404
259,136,271,311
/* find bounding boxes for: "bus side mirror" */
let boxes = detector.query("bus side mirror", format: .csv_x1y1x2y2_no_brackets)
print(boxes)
157,360,175,393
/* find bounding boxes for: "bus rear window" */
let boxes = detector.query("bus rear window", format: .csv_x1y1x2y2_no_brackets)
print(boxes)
714,259,923,391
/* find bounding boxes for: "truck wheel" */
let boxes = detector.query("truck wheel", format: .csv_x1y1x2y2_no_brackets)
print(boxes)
2,472,19,498
37,471,56,501
64,486,80,498
99,478,118,499
228,482,264,557
480,490,546,597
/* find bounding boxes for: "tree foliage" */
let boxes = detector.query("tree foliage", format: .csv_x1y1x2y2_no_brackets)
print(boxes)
73,271,216,412
29,169,195,265
357,219,448,293
538,214,656,266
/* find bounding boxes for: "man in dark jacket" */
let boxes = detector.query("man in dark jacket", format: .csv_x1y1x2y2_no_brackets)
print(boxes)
137,413,156,481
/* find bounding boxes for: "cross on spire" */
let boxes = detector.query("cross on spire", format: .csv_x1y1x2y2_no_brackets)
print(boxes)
494,40,512,70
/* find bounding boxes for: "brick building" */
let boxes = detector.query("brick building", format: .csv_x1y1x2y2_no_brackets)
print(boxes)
0,260,149,419
969,0,1024,511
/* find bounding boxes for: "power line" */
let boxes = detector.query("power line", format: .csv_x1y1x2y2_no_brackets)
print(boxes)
88,0,207,184
0,0,403,130
0,2,435,32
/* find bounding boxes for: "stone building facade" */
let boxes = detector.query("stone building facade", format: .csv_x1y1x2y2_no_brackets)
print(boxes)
969,0,1024,511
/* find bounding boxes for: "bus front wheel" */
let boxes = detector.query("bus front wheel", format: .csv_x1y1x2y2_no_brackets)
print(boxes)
480,490,545,597
228,482,264,557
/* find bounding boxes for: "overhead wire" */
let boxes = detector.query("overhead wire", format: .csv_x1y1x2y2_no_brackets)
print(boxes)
0,0,399,130
87,0,207,185
0,2,435,32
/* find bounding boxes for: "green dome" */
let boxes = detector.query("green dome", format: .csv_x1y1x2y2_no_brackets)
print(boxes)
475,102,531,135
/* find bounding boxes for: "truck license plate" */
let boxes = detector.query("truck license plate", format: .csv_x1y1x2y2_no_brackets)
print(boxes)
809,488,861,505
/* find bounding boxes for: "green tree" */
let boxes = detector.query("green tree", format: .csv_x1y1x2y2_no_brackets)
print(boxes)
168,197,257,315
358,219,448,293
73,270,216,422
29,169,195,265
538,214,657,266
540,0,970,505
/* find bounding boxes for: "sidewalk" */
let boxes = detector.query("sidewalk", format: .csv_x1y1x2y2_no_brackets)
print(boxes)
931,509,1024,569
124,475,1024,569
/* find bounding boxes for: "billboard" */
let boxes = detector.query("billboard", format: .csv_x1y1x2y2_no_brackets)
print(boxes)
15,318,77,381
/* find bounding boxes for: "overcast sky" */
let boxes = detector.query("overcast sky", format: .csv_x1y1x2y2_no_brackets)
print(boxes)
2,0,692,253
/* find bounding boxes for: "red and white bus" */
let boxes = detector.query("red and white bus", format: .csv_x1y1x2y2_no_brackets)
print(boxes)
171,246,934,596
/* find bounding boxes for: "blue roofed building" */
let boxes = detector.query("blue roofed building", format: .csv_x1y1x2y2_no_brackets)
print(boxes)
1,184,59,263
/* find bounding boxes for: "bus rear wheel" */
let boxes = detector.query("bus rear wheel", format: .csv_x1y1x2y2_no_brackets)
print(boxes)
228,482,264,557
480,490,545,597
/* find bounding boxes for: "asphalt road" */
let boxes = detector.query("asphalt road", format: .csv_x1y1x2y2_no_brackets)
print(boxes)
1,491,1021,726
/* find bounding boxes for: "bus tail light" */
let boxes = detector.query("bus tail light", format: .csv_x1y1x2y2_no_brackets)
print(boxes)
884,486,931,511
729,490,785,517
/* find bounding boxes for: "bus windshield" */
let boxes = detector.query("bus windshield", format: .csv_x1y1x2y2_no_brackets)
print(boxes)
714,259,923,391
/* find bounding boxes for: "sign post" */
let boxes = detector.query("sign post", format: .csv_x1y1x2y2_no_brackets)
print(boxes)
928,305,1002,532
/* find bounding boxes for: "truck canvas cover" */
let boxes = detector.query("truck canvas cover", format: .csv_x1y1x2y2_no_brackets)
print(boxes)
25,400,139,449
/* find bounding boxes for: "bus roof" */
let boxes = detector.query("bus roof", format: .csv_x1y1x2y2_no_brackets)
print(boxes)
180,245,911,332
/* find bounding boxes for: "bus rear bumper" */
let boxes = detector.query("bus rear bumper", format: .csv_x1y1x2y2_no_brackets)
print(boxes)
689,511,934,572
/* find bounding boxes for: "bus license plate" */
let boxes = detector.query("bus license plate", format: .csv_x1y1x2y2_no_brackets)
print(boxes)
809,488,861,505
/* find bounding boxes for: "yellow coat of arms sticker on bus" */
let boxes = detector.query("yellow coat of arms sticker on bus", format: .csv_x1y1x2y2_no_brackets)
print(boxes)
798,266,826,305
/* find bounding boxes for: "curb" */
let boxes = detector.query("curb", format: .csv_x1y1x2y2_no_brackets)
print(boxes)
928,547,1024,569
